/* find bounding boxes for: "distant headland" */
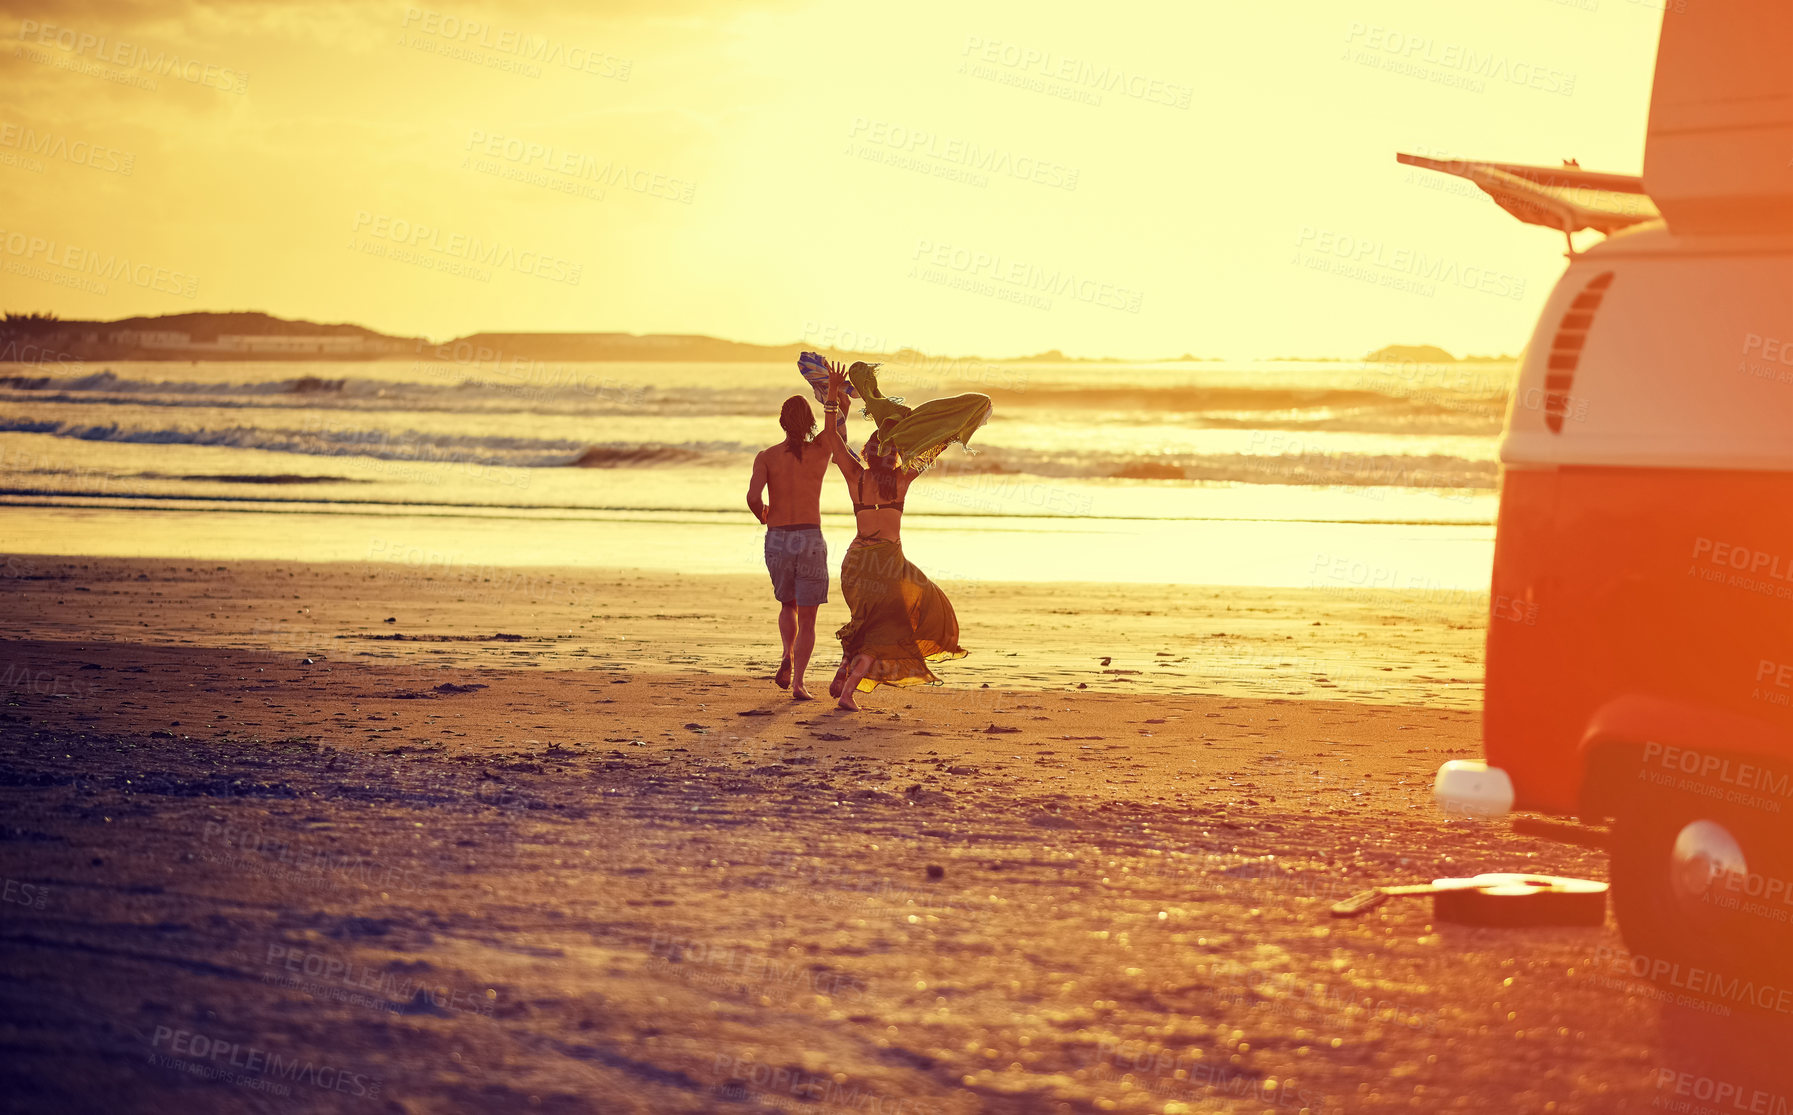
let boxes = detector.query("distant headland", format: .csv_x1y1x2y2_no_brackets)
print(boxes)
0,311,1508,366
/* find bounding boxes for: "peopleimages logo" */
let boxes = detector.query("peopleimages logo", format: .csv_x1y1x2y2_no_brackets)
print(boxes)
910,239,1143,313
1294,225,1526,300
1642,740,1793,800
350,211,582,285
959,36,1193,109
0,123,133,174
14,19,249,93
846,117,1079,191
400,7,630,79
0,228,198,298
263,943,495,1017
1744,333,1793,366
2,877,48,910
1654,1068,1793,1115
148,1026,382,1098
1706,865,1793,924
646,933,869,1001
1092,1039,1329,1110
1591,944,1793,1016
464,129,696,203
1692,538,1793,583
1343,22,1575,96
710,1054,943,1115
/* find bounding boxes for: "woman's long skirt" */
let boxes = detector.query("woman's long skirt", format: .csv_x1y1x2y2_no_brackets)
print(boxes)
836,540,966,692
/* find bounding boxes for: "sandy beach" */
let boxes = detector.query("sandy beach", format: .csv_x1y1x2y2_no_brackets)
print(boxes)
3,555,1788,1114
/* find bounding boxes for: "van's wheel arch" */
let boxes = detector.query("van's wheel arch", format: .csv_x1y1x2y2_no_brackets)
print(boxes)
1601,743,1793,992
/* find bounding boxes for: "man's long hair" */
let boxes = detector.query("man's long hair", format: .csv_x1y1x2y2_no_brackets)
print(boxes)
863,434,901,502
779,395,815,458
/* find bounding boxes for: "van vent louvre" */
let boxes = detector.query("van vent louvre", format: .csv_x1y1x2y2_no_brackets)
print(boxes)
1545,271,1614,433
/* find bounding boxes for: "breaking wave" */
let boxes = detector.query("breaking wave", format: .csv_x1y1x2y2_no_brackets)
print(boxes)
0,417,1493,489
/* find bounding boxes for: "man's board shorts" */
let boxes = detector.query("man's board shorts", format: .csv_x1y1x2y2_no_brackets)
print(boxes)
764,524,828,606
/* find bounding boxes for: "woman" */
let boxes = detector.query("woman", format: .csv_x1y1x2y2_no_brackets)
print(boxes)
816,361,989,710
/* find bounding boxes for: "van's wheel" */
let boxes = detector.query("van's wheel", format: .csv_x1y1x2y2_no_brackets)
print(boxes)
1610,763,1792,993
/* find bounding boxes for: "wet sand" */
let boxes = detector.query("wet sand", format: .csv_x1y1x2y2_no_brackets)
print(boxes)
1,556,1788,1113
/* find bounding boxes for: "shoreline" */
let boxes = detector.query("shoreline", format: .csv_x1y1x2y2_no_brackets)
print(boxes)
0,509,1498,592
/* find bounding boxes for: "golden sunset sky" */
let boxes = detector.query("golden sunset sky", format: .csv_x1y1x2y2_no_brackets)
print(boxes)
0,0,1663,358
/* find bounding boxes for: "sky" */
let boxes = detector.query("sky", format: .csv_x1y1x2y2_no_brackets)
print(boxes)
0,0,1665,359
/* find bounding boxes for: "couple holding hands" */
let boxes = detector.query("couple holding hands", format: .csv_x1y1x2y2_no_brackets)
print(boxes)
746,355,992,710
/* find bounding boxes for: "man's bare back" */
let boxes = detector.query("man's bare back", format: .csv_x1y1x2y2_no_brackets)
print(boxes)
750,441,830,526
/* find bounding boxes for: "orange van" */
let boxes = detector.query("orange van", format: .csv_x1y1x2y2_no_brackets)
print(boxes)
1422,1,1793,983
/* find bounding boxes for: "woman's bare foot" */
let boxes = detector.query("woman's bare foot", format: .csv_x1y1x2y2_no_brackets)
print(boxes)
775,657,792,689
792,684,814,701
828,662,849,698
836,654,871,710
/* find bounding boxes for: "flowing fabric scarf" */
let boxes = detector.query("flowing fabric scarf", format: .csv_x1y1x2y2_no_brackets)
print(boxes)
799,351,994,474
844,362,993,475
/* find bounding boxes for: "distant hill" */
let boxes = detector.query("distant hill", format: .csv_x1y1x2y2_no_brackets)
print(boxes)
3,310,400,339
1364,344,1516,364
1365,344,1456,364
0,308,1220,365
0,310,425,361
0,312,953,364
102,311,397,339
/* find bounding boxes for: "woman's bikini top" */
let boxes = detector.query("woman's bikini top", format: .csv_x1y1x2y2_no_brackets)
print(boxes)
852,473,904,514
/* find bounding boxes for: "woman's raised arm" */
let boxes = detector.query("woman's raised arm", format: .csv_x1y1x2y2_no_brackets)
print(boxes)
819,363,861,478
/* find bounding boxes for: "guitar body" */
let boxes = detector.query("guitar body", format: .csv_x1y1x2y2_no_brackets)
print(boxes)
1430,873,1608,928
1329,872,1608,927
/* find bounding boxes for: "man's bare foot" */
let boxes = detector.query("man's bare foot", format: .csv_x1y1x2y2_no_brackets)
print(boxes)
792,684,814,701
775,658,792,689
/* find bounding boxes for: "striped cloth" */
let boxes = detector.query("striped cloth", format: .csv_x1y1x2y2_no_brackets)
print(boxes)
797,351,862,461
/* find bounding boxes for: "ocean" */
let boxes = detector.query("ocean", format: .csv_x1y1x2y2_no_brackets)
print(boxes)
0,354,1506,590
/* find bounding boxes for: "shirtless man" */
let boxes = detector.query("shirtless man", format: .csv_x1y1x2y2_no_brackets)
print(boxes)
746,395,832,700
